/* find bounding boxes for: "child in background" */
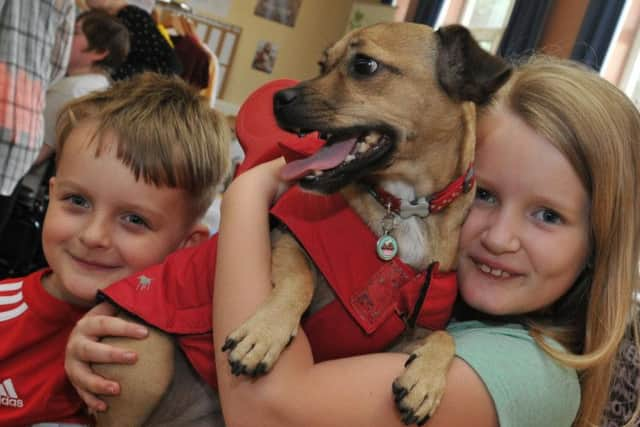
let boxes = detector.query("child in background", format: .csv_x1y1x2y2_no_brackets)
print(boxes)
82,0,182,80
0,72,229,426
37,9,130,164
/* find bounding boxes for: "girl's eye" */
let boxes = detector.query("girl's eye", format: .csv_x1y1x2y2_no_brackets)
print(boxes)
534,208,563,225
66,194,90,209
475,187,496,204
123,214,149,229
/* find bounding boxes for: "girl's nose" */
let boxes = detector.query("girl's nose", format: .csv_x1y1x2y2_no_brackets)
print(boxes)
480,209,521,254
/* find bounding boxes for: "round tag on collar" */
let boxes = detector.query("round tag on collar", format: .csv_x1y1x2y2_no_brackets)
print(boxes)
376,235,398,261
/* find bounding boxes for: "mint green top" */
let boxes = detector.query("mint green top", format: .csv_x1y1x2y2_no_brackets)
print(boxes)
447,320,580,427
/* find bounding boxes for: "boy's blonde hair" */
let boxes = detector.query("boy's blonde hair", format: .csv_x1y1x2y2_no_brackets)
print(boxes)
485,56,640,427
56,72,231,223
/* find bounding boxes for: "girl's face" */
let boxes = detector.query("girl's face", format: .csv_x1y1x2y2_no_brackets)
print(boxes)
457,107,591,316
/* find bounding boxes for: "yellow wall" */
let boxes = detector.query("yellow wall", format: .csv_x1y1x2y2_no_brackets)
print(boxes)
216,0,356,106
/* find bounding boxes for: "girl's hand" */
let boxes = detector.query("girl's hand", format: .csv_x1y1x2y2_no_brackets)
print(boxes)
64,302,148,412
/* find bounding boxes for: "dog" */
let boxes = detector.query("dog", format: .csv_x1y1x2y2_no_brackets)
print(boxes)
92,23,510,426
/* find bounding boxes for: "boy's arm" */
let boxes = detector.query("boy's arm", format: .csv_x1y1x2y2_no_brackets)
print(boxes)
65,302,149,411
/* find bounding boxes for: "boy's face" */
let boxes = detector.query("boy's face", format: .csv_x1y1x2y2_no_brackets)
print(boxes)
41,121,199,306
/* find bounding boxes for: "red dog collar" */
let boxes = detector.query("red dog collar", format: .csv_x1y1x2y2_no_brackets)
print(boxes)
367,163,475,218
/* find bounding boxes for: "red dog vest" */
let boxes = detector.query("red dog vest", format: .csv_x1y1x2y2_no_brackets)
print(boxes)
272,186,457,362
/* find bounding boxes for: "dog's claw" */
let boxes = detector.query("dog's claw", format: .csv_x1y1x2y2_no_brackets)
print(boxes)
254,362,267,376
392,382,408,401
393,385,408,402
417,415,430,426
221,338,237,352
231,360,245,376
404,353,417,367
401,411,417,425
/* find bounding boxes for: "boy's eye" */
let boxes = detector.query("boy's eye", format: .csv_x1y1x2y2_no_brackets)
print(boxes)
123,214,149,229
475,187,496,204
534,208,563,225
65,194,90,208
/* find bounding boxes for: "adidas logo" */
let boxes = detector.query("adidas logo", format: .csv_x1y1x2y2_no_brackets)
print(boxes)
0,379,24,408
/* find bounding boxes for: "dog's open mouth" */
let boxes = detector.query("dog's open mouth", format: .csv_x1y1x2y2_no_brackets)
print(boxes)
280,130,394,193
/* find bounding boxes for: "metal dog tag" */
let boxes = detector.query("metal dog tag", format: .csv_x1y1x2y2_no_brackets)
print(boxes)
376,234,398,261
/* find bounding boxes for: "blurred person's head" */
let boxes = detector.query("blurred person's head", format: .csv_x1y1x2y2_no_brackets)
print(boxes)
67,9,129,76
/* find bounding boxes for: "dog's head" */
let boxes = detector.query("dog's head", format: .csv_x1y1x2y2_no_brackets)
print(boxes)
274,23,511,194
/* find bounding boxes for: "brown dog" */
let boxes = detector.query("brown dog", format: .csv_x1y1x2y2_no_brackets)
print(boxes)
222,22,510,424
93,23,510,426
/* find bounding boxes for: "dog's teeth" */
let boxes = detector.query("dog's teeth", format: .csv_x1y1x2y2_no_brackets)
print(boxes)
345,154,356,163
357,142,370,153
365,133,380,144
313,170,324,176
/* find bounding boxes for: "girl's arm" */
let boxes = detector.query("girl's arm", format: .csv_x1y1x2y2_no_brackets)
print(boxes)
213,160,498,427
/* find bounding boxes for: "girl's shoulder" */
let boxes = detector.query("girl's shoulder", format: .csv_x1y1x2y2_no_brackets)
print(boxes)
447,320,580,427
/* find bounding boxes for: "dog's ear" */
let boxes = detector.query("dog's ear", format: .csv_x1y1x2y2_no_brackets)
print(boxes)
435,25,511,105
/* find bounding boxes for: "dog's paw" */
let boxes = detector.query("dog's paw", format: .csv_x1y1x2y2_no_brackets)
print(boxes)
222,304,299,377
391,331,455,425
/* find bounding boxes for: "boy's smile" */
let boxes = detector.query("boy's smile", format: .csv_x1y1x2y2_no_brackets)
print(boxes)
41,121,197,306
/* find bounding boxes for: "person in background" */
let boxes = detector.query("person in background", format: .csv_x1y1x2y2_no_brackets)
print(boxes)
82,0,181,80
0,73,229,426
36,9,130,165
0,0,75,235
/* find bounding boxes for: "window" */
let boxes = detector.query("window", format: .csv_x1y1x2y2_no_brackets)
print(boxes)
597,0,640,107
435,0,515,53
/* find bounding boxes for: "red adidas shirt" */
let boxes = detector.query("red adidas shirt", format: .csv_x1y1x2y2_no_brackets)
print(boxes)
0,269,91,426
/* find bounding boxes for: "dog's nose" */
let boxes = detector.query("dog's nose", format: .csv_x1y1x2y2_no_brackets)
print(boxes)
274,88,298,111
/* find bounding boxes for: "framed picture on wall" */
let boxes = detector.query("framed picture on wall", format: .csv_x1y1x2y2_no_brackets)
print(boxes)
254,0,302,27
252,40,278,74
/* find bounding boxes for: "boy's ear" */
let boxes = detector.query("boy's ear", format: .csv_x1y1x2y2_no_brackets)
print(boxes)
180,223,210,249
49,176,56,194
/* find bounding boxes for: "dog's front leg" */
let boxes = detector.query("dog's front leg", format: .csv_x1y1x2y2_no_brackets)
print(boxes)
392,331,455,425
94,312,175,427
223,230,315,376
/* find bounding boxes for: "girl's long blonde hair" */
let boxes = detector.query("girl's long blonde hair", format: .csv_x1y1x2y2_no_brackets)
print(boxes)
487,56,640,427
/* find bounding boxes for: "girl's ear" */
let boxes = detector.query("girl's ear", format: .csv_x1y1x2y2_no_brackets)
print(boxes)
180,223,211,249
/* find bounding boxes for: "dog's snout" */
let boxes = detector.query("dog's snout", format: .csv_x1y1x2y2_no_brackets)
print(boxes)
274,88,298,111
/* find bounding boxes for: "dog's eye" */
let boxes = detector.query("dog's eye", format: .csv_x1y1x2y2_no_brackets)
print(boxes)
352,55,379,76
317,60,327,74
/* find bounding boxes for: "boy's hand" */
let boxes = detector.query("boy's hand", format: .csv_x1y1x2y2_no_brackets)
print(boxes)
65,302,149,412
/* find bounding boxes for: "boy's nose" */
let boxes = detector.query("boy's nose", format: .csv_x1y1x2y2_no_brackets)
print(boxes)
480,210,520,254
79,215,111,248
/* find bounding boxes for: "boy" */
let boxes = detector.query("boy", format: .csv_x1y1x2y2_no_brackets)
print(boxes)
0,72,230,425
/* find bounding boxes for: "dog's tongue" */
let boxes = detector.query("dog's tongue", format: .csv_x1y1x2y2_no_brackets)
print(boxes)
280,138,357,180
